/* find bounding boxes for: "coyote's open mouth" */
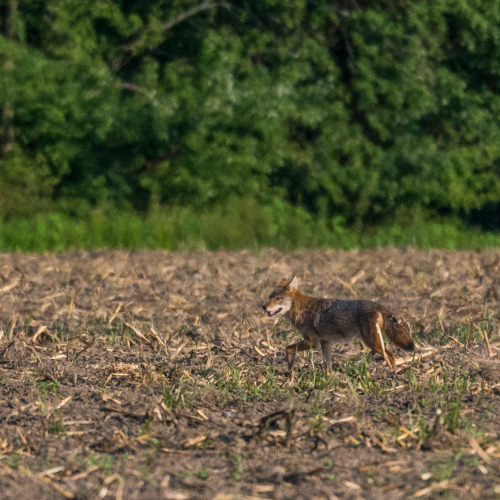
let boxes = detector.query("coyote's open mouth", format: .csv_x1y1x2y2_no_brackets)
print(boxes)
267,307,282,317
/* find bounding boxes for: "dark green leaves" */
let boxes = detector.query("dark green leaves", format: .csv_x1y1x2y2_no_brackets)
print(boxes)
0,0,499,237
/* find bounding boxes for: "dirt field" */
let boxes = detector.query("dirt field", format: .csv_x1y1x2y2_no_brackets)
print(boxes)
0,248,499,499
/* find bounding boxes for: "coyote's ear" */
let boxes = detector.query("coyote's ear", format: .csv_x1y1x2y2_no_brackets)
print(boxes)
278,277,289,287
287,276,298,292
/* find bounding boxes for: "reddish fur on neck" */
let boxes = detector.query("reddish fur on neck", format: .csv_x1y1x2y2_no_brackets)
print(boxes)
288,290,315,323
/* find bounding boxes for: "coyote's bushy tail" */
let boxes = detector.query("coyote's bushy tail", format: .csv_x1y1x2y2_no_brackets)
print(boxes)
385,315,415,351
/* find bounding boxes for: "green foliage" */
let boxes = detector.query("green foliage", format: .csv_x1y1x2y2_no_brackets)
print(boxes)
0,0,499,250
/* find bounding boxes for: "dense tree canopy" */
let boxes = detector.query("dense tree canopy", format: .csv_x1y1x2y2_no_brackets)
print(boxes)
1,0,499,240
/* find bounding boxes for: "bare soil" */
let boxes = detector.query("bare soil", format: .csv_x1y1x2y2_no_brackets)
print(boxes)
0,248,499,499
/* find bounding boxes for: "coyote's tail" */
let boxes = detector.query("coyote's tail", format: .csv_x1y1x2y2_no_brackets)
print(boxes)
385,314,415,351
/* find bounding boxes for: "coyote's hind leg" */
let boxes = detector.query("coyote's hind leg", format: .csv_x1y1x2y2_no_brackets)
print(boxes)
374,322,396,370
321,340,333,371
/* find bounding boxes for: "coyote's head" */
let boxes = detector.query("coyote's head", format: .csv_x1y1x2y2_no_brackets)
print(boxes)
262,276,298,317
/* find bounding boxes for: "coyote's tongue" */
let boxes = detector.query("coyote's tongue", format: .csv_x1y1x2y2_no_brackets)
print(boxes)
267,307,282,317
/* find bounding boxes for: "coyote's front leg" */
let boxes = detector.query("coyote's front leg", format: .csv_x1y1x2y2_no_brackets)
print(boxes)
285,336,320,370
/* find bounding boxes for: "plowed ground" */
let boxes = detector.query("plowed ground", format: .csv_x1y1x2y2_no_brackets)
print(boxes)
0,248,499,499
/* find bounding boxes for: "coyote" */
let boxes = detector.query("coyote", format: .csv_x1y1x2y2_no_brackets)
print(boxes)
263,276,414,370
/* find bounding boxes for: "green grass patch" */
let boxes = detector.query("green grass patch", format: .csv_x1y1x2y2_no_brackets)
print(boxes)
86,454,115,475
210,363,280,402
1,200,500,252
37,380,60,394
162,382,195,409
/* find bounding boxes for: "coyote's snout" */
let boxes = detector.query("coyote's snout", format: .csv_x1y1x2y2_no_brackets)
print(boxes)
263,276,414,370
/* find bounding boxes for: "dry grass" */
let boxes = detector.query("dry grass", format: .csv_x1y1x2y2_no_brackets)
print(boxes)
0,248,499,499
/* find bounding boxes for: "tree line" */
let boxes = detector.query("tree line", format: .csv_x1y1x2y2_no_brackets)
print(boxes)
1,0,499,248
